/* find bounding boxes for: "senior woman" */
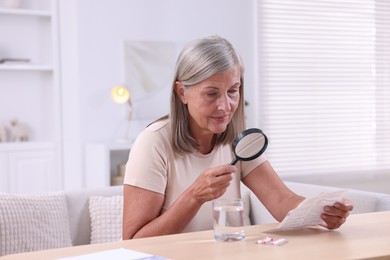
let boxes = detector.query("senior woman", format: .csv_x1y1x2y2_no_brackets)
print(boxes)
122,36,353,239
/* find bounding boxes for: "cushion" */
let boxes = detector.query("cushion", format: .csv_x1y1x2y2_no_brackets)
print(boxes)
89,195,123,244
64,185,123,246
0,192,72,256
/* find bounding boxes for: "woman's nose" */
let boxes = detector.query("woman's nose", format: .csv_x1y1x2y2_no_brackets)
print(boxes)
217,94,232,111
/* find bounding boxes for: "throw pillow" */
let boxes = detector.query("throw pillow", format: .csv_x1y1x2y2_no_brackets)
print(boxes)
89,195,123,244
0,192,72,256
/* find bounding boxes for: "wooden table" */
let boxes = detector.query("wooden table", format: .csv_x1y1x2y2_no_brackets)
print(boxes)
3,211,390,260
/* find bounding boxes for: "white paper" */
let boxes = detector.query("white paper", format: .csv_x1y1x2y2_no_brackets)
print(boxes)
59,248,167,260
268,190,346,232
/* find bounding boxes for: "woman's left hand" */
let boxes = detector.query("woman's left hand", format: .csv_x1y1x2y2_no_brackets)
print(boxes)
321,198,354,229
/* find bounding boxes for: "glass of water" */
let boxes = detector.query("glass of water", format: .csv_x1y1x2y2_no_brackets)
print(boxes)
212,198,246,242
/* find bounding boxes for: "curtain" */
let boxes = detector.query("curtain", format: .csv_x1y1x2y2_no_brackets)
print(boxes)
257,0,390,177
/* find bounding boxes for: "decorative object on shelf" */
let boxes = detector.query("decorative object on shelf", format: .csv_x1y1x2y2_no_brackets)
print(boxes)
10,119,29,142
118,163,126,177
110,163,126,186
0,125,7,142
0,0,22,9
111,85,133,142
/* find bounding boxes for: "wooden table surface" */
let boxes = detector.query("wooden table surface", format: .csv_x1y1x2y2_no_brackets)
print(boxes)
3,211,390,260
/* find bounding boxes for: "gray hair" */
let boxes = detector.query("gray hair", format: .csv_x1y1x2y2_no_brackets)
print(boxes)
170,36,246,154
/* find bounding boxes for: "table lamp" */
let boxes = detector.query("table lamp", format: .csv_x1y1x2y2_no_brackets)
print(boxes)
111,85,133,141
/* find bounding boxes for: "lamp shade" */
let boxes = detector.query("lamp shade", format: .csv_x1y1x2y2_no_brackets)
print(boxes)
111,86,130,104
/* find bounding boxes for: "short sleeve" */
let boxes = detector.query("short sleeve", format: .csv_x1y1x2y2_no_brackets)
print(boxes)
240,154,267,179
123,127,169,194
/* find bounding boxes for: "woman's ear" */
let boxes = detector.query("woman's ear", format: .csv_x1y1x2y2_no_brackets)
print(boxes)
174,81,187,104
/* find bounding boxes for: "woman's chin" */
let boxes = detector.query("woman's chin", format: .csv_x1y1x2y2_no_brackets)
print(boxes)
211,124,228,134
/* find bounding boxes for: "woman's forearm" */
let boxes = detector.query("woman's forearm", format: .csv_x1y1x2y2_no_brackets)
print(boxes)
132,188,203,238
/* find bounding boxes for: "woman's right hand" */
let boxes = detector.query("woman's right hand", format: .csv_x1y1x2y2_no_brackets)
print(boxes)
188,164,237,204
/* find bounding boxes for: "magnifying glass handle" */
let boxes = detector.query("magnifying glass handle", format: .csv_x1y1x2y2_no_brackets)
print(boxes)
230,158,238,165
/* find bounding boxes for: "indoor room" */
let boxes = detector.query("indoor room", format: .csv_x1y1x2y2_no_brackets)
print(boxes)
0,0,389,259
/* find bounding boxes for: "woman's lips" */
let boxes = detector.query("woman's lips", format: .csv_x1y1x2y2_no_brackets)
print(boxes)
212,114,229,122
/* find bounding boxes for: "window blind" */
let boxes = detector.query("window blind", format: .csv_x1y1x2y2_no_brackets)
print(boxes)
256,0,390,177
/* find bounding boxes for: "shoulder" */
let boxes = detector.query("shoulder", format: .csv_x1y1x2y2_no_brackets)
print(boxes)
144,118,170,139
133,118,171,149
147,117,169,131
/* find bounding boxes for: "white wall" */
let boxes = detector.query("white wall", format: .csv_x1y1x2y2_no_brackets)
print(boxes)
59,0,257,189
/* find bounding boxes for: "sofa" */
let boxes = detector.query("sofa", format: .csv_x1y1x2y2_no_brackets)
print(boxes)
1,182,390,256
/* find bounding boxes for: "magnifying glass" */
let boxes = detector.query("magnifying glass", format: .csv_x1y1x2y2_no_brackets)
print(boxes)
230,128,268,165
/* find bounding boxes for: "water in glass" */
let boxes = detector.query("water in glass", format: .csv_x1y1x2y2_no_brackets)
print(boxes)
213,199,245,242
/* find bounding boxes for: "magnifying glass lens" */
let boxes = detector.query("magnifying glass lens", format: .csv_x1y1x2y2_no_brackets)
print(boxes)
230,128,268,165
235,133,266,158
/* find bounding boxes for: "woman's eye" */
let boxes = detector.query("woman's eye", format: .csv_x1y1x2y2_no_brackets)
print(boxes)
207,92,218,97
228,89,239,95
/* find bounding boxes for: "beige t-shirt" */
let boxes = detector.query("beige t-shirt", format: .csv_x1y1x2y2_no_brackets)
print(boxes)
124,118,265,232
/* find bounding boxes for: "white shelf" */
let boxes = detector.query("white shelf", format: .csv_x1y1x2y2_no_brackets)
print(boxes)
0,0,59,141
106,141,133,150
85,142,132,188
0,0,63,193
0,8,51,17
0,64,52,72
86,141,133,151
0,141,57,151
